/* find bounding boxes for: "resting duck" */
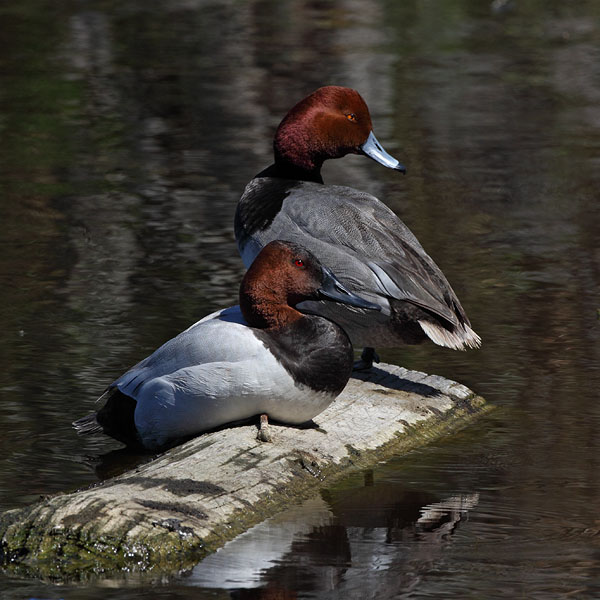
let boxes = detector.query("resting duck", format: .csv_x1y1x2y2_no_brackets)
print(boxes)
235,86,480,368
73,240,380,450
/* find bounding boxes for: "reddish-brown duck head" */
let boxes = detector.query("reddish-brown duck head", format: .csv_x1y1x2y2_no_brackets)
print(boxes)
239,240,380,330
272,86,405,181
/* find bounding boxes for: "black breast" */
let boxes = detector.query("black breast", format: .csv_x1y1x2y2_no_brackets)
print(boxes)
256,316,354,396
235,177,297,240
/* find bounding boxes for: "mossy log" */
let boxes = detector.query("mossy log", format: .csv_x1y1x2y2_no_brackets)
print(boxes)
0,364,491,579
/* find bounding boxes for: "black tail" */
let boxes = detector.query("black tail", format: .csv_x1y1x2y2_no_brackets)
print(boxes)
73,388,140,447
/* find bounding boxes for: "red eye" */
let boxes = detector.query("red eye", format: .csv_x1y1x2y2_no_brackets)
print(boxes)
294,259,304,267
346,113,357,122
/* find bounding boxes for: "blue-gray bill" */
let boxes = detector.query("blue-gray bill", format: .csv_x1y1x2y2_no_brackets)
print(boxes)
360,131,406,173
318,267,381,311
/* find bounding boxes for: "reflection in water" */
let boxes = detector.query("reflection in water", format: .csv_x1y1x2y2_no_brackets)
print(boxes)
1,0,600,598
190,474,479,598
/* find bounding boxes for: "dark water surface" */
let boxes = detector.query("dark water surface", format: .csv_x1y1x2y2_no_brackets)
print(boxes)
1,1,599,598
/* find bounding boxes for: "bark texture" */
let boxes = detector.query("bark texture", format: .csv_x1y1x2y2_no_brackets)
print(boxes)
0,364,490,578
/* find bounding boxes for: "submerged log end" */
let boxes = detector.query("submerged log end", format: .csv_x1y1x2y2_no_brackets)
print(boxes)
0,363,492,579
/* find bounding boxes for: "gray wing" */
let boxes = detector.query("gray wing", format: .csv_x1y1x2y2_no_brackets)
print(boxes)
247,182,465,327
110,306,262,398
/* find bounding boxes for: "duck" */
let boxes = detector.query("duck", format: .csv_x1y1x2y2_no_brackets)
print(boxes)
235,85,480,369
73,240,380,450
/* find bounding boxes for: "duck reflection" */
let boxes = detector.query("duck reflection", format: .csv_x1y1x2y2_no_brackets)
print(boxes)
188,472,478,598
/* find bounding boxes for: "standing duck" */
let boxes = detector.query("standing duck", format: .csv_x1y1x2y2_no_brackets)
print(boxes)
235,86,480,368
73,240,380,450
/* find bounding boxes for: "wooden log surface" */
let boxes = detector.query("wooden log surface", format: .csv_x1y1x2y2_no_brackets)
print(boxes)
0,363,491,579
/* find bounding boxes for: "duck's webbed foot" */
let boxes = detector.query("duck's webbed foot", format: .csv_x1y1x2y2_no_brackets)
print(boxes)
353,346,380,371
257,413,273,442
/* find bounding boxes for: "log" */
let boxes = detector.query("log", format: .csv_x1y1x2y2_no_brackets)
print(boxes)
0,364,490,579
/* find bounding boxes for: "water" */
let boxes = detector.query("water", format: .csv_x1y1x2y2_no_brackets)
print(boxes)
1,0,599,597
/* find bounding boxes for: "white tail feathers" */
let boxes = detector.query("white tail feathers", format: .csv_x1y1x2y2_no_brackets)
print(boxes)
418,320,481,351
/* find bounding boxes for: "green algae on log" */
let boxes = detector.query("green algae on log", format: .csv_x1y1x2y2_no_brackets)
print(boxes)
0,364,491,579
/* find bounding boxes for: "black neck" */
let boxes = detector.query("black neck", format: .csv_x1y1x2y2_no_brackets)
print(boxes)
256,162,324,184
